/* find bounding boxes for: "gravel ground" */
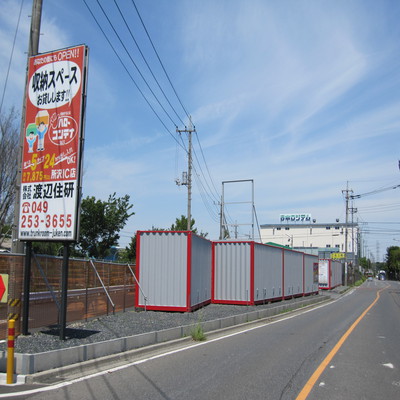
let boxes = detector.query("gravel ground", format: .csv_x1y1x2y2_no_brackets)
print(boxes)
1,295,328,354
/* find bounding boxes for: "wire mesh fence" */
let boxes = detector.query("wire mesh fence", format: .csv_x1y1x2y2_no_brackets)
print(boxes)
0,253,136,338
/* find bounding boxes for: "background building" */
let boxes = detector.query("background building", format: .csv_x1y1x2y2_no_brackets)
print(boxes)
260,213,359,263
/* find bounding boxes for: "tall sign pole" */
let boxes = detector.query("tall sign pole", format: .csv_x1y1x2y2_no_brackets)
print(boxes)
17,0,43,336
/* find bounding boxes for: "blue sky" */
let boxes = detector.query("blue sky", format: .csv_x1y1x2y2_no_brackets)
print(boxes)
1,0,399,261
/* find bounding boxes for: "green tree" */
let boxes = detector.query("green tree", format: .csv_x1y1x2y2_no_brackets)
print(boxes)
76,193,134,259
359,256,371,271
0,107,19,247
170,215,208,238
32,241,64,256
120,236,136,263
386,246,400,280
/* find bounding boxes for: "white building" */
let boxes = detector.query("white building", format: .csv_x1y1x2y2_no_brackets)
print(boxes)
260,214,358,261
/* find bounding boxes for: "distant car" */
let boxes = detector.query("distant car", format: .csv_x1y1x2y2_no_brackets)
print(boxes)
367,277,373,281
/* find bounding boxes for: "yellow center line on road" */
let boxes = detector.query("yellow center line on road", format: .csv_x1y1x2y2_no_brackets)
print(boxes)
296,285,388,400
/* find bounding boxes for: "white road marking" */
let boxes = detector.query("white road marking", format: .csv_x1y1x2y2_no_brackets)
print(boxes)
0,293,351,398
382,363,394,369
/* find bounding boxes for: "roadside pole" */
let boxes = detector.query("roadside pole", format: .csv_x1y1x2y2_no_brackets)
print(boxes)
12,0,43,254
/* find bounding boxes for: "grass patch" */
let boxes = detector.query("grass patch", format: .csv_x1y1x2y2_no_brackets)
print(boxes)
190,322,206,341
190,312,207,341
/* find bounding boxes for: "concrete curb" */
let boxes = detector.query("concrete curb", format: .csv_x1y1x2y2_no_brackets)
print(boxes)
0,295,329,380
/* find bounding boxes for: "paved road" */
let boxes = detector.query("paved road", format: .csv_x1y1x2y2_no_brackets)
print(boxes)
2,280,400,399
305,279,400,400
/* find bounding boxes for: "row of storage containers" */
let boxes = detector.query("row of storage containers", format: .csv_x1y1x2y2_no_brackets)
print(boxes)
135,231,322,312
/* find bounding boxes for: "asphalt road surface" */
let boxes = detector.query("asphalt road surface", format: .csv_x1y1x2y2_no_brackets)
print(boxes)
3,279,400,400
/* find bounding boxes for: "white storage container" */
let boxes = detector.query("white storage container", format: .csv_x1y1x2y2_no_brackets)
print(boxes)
319,259,343,289
135,231,212,311
213,241,287,305
303,253,319,295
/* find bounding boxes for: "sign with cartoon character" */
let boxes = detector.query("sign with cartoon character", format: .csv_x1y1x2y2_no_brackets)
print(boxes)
18,45,89,241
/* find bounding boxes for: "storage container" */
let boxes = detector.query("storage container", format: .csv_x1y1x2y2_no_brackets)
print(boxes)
318,259,343,289
212,241,287,305
135,231,212,311
303,253,319,295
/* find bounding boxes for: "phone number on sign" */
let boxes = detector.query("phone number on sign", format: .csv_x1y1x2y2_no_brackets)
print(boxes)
21,214,72,229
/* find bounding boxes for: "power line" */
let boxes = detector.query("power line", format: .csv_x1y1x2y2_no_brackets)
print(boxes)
82,0,184,150
113,0,185,127
130,0,190,120
86,0,222,231
0,0,24,115
95,0,178,128
194,131,220,200
350,183,400,199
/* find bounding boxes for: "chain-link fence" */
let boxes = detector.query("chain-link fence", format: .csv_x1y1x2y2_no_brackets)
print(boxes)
0,253,136,338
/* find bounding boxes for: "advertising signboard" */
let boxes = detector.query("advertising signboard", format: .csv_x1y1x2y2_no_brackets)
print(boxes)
331,252,345,260
18,45,88,241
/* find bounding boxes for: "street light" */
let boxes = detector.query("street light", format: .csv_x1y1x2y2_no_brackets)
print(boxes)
285,234,293,248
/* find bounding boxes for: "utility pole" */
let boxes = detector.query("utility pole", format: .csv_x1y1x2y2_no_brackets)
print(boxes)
15,0,43,336
350,205,357,267
342,182,353,286
176,117,195,231
12,0,43,253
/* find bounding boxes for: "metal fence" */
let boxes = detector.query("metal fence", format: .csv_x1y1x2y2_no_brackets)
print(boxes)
0,253,136,338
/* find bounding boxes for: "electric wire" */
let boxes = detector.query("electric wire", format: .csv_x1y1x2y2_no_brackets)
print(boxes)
119,0,222,227
0,0,24,115
87,0,224,234
113,0,185,127
194,131,220,199
129,0,223,214
350,183,400,199
82,0,184,150
192,145,219,204
192,167,219,223
95,0,178,128
130,0,191,120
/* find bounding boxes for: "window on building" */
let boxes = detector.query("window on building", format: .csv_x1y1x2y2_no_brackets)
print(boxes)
285,227,290,230
335,244,340,249
276,227,281,230
326,226,331,230
326,244,331,248
335,226,340,230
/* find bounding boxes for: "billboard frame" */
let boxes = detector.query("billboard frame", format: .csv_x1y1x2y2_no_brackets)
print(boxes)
17,44,89,243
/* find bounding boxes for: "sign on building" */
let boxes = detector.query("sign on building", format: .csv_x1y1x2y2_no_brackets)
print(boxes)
331,252,345,260
280,213,311,223
18,45,89,241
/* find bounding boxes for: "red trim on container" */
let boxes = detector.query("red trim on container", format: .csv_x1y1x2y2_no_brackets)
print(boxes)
211,242,216,302
136,305,188,312
302,254,305,295
186,232,191,310
250,242,255,304
282,248,285,300
329,260,332,289
134,231,141,308
212,240,253,244
190,299,211,312
212,299,250,305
